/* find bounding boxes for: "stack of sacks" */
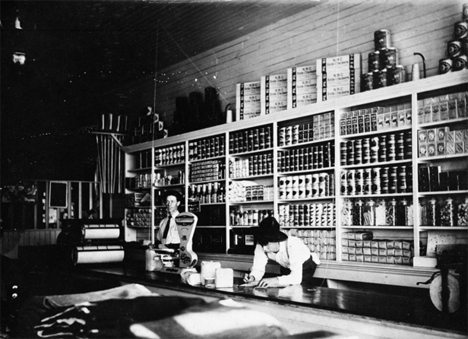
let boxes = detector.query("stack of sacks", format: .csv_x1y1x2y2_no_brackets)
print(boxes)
317,53,361,102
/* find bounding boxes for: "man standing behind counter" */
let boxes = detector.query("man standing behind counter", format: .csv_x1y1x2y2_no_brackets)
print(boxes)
156,190,182,250
243,216,320,288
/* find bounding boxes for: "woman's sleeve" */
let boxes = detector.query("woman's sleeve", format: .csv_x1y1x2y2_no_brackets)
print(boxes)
249,244,268,281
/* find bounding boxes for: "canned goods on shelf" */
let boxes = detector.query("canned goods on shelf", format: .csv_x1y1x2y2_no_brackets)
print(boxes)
374,29,391,50
454,21,468,39
362,138,370,164
355,169,364,195
373,69,387,89
347,170,355,196
347,140,355,166
389,65,406,85
380,47,398,69
362,72,374,92
370,137,379,163
368,51,380,72
447,40,462,58
453,54,468,71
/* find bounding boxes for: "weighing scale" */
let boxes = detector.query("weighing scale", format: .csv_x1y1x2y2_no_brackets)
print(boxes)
157,212,198,274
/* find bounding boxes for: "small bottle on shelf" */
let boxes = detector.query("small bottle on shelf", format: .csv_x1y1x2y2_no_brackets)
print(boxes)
212,182,218,203
426,198,438,227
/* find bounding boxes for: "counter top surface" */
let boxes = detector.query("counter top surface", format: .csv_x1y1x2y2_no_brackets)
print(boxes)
76,264,467,335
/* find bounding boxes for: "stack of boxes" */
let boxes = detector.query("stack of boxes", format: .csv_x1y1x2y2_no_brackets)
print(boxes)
189,160,225,182
417,91,467,124
236,81,261,120
341,231,413,265
287,65,318,109
228,181,273,203
417,91,468,158
316,54,361,102
340,103,412,136
285,229,336,261
261,74,288,115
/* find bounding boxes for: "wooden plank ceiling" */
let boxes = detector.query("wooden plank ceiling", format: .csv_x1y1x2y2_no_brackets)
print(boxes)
1,0,320,88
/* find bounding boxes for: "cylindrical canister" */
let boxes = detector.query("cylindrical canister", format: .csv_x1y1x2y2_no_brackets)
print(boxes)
389,166,398,193
374,29,391,50
448,40,462,58
379,47,398,69
347,170,355,196
454,21,468,39
462,38,468,56
368,51,380,72
363,168,372,195
398,165,407,193
340,142,347,165
373,69,387,88
453,54,468,71
340,170,347,196
438,58,452,74
347,140,355,165
279,127,286,146
362,72,374,92
371,167,381,195
370,137,379,163
362,138,370,164
379,135,387,162
355,169,364,196
396,132,405,160
380,167,389,194
354,139,362,165
387,134,396,161
390,65,406,85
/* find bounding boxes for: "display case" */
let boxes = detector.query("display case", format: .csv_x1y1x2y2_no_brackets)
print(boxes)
123,70,468,271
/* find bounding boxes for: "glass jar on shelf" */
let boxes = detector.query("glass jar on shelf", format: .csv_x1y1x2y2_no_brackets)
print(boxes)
386,198,397,226
440,197,454,227
457,197,468,226
341,199,353,226
419,200,427,226
363,199,375,226
375,199,386,226
396,199,407,226
352,199,364,226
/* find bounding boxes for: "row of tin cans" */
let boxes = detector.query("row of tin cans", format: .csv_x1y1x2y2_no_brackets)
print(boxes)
439,54,468,74
438,18,468,73
362,65,406,91
368,47,398,72
340,132,412,166
340,165,412,196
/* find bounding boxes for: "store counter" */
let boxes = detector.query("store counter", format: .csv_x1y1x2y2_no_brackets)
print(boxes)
72,263,466,339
